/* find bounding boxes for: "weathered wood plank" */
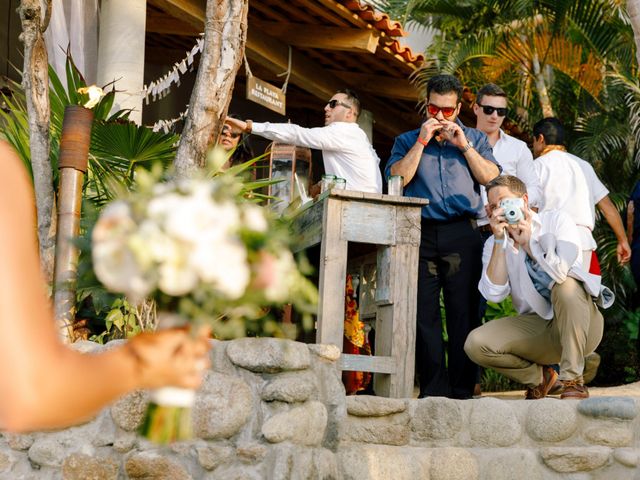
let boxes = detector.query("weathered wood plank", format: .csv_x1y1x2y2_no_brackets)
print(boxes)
290,199,324,252
329,189,429,207
316,198,348,347
373,243,419,398
341,202,396,245
375,246,392,305
340,353,396,374
395,206,423,247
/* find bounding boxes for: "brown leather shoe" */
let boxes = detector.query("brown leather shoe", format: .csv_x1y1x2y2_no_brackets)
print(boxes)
547,378,564,395
560,380,589,399
525,366,559,399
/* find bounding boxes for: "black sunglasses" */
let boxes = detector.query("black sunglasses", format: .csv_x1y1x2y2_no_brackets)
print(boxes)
327,99,352,109
478,104,508,117
222,128,242,139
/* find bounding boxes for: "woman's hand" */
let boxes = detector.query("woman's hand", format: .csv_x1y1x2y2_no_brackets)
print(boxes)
126,326,211,390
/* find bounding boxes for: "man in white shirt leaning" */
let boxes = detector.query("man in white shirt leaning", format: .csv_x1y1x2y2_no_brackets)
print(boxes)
464,175,611,400
224,89,382,194
533,117,631,267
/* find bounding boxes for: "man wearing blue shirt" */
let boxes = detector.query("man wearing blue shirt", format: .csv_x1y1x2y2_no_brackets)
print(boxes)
386,74,500,399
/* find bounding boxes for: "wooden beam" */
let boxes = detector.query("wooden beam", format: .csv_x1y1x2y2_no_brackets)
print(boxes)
148,0,205,30
246,27,341,101
251,20,379,54
147,10,200,36
330,70,420,101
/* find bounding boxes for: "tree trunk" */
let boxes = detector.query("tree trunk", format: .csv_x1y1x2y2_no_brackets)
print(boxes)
19,0,56,284
531,49,555,118
628,0,640,68
173,0,249,175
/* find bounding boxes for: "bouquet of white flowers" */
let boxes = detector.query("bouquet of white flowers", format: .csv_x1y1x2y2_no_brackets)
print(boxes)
92,166,316,443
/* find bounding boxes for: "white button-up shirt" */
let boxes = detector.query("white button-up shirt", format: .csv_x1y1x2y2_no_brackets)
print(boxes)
478,130,542,225
252,121,382,193
535,150,608,251
479,210,610,320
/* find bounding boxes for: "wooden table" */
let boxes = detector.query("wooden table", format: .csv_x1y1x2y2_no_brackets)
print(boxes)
291,190,428,398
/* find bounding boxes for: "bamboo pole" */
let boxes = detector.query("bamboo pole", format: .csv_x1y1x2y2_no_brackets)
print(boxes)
53,106,93,342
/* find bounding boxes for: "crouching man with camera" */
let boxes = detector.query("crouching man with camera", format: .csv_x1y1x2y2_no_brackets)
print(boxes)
464,175,613,400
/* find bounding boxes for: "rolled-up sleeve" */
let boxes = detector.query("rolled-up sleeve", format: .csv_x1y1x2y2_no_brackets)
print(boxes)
385,131,416,178
252,122,342,151
478,237,510,302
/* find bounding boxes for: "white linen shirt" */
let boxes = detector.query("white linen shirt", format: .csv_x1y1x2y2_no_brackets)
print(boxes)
479,210,610,320
478,130,542,225
251,121,383,193
535,150,608,251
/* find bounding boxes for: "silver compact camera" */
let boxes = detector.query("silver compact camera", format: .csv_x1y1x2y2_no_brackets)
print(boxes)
499,198,524,224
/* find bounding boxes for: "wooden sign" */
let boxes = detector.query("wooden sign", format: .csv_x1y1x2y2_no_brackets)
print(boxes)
246,76,286,115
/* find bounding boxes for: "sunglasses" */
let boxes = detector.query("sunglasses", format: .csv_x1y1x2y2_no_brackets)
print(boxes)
327,99,352,109
477,104,508,117
222,129,242,139
427,103,457,117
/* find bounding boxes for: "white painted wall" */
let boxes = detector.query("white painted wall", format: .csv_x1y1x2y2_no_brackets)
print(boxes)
96,0,147,124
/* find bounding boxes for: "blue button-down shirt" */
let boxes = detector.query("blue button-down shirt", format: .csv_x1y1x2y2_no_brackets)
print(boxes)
385,121,499,220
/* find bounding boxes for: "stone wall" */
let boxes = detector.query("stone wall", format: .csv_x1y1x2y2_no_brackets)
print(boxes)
0,338,638,479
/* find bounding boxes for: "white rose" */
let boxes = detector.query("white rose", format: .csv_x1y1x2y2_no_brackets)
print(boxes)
157,195,239,243
194,239,249,299
134,219,177,264
147,192,183,224
158,250,199,296
92,201,154,301
243,204,268,232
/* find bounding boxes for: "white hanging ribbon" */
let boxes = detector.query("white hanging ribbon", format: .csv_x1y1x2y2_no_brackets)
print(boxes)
141,35,204,104
151,107,189,134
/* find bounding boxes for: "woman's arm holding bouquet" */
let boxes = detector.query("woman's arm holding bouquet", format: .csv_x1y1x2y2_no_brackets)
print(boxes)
0,140,209,432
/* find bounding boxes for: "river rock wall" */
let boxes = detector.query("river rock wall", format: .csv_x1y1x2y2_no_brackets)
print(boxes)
0,338,638,479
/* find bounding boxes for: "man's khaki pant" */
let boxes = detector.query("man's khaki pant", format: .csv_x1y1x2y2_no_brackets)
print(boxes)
464,277,604,387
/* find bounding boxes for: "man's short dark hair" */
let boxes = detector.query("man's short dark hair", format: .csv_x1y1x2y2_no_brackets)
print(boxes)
532,117,565,146
485,175,527,197
426,74,463,103
336,88,361,119
476,83,507,105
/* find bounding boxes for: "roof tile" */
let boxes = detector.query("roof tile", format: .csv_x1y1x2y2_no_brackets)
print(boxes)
339,0,424,65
